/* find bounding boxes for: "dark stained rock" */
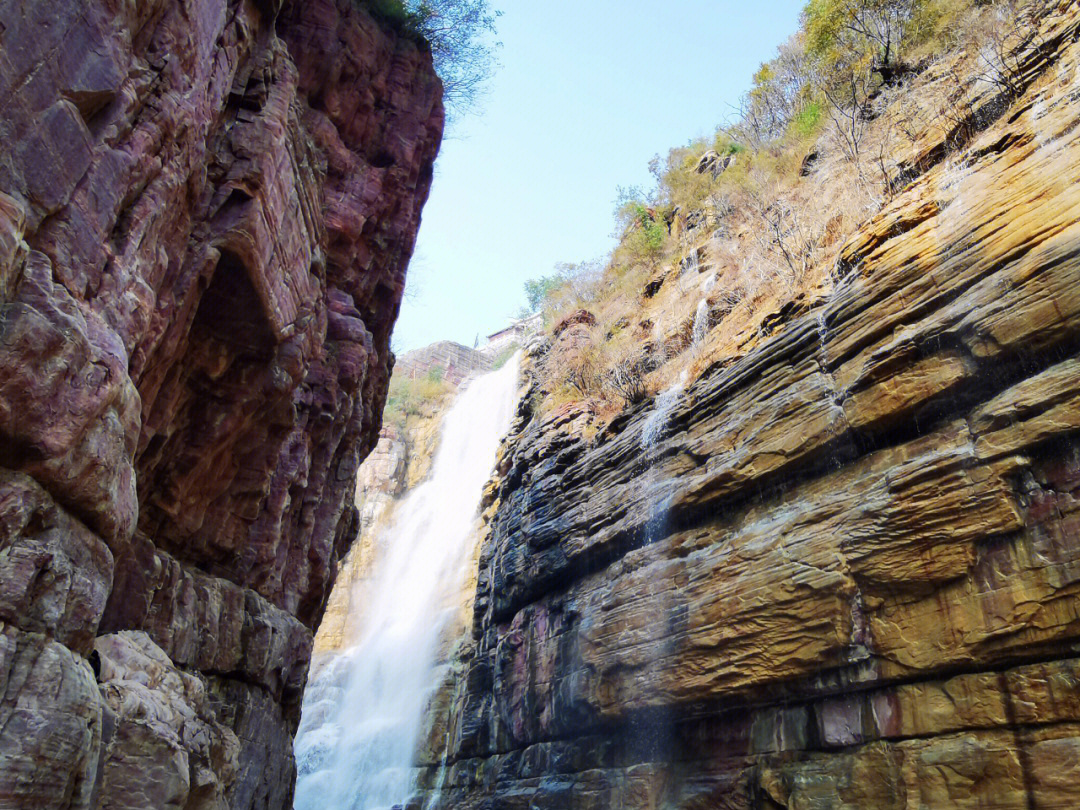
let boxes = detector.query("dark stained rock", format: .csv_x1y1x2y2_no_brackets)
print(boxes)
553,309,597,337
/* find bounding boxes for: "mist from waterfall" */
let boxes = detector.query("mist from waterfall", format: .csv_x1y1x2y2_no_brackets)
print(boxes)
293,355,521,810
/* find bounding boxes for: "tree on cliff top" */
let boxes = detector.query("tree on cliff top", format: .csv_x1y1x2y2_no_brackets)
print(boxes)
804,0,927,83
417,0,501,118
368,0,501,119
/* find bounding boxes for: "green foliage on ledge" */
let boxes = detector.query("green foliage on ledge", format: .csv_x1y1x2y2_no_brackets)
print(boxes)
384,367,453,429
357,0,501,120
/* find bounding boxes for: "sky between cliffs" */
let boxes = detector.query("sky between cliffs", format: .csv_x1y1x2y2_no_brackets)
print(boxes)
393,0,806,353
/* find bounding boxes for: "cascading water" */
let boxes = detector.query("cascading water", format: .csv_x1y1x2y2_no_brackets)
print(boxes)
627,370,688,759
680,249,700,275
641,371,686,450
293,355,521,810
692,299,710,346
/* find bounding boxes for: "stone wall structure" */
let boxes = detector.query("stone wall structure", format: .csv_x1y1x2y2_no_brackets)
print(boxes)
396,340,493,386
0,0,443,807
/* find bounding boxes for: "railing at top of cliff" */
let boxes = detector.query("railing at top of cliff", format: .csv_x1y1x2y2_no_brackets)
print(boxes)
292,354,521,810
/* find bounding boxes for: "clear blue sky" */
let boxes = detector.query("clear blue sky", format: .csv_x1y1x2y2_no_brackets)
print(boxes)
393,0,807,353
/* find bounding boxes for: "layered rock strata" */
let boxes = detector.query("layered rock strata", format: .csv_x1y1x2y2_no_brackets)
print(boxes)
421,4,1080,808
0,0,442,807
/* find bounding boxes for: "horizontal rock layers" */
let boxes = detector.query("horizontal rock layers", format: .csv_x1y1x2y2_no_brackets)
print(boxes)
0,0,442,808
421,4,1080,809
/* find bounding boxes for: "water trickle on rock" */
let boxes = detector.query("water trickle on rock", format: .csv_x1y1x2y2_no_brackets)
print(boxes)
680,250,700,275
692,299,710,346
293,355,520,810
642,371,687,451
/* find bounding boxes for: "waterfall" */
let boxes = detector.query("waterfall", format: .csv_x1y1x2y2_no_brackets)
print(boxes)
642,371,686,450
293,355,521,810
680,250,700,275
692,299,710,346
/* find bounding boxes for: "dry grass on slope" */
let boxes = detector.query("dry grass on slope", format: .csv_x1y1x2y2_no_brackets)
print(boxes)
528,0,1063,427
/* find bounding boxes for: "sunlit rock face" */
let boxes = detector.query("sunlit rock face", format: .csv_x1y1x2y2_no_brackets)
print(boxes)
0,0,442,807
419,4,1080,808
314,425,409,656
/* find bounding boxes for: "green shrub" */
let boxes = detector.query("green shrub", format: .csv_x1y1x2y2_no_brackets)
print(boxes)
791,100,825,138
364,0,415,27
636,204,668,251
612,188,669,266
523,275,565,312
384,370,453,427
493,345,518,369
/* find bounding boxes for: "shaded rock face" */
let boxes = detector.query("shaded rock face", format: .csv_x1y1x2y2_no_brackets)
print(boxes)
421,5,1080,809
0,0,442,808
313,425,408,655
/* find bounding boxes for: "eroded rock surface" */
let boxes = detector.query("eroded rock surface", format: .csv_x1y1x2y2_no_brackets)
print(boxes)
420,3,1080,808
0,0,443,807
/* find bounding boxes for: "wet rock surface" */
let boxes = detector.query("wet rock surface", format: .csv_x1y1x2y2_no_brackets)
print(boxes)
421,4,1080,808
0,0,442,807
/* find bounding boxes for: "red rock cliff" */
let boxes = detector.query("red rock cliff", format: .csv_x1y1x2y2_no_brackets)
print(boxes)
0,0,443,807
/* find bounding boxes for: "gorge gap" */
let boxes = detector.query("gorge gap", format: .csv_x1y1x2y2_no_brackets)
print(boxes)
294,355,519,810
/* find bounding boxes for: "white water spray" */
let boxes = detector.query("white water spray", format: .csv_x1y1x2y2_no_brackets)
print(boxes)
692,299,710,346
642,371,687,450
293,355,520,810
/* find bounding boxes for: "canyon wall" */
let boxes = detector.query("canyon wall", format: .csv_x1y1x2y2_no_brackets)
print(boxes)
420,4,1080,808
0,0,442,808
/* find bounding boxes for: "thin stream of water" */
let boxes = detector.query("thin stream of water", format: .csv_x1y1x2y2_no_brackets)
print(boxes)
692,299,710,346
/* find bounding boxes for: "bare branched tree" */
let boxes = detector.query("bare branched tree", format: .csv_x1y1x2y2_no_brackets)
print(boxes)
743,171,820,285
412,0,501,120
970,0,1044,100
806,0,924,83
822,71,874,164
742,34,815,142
